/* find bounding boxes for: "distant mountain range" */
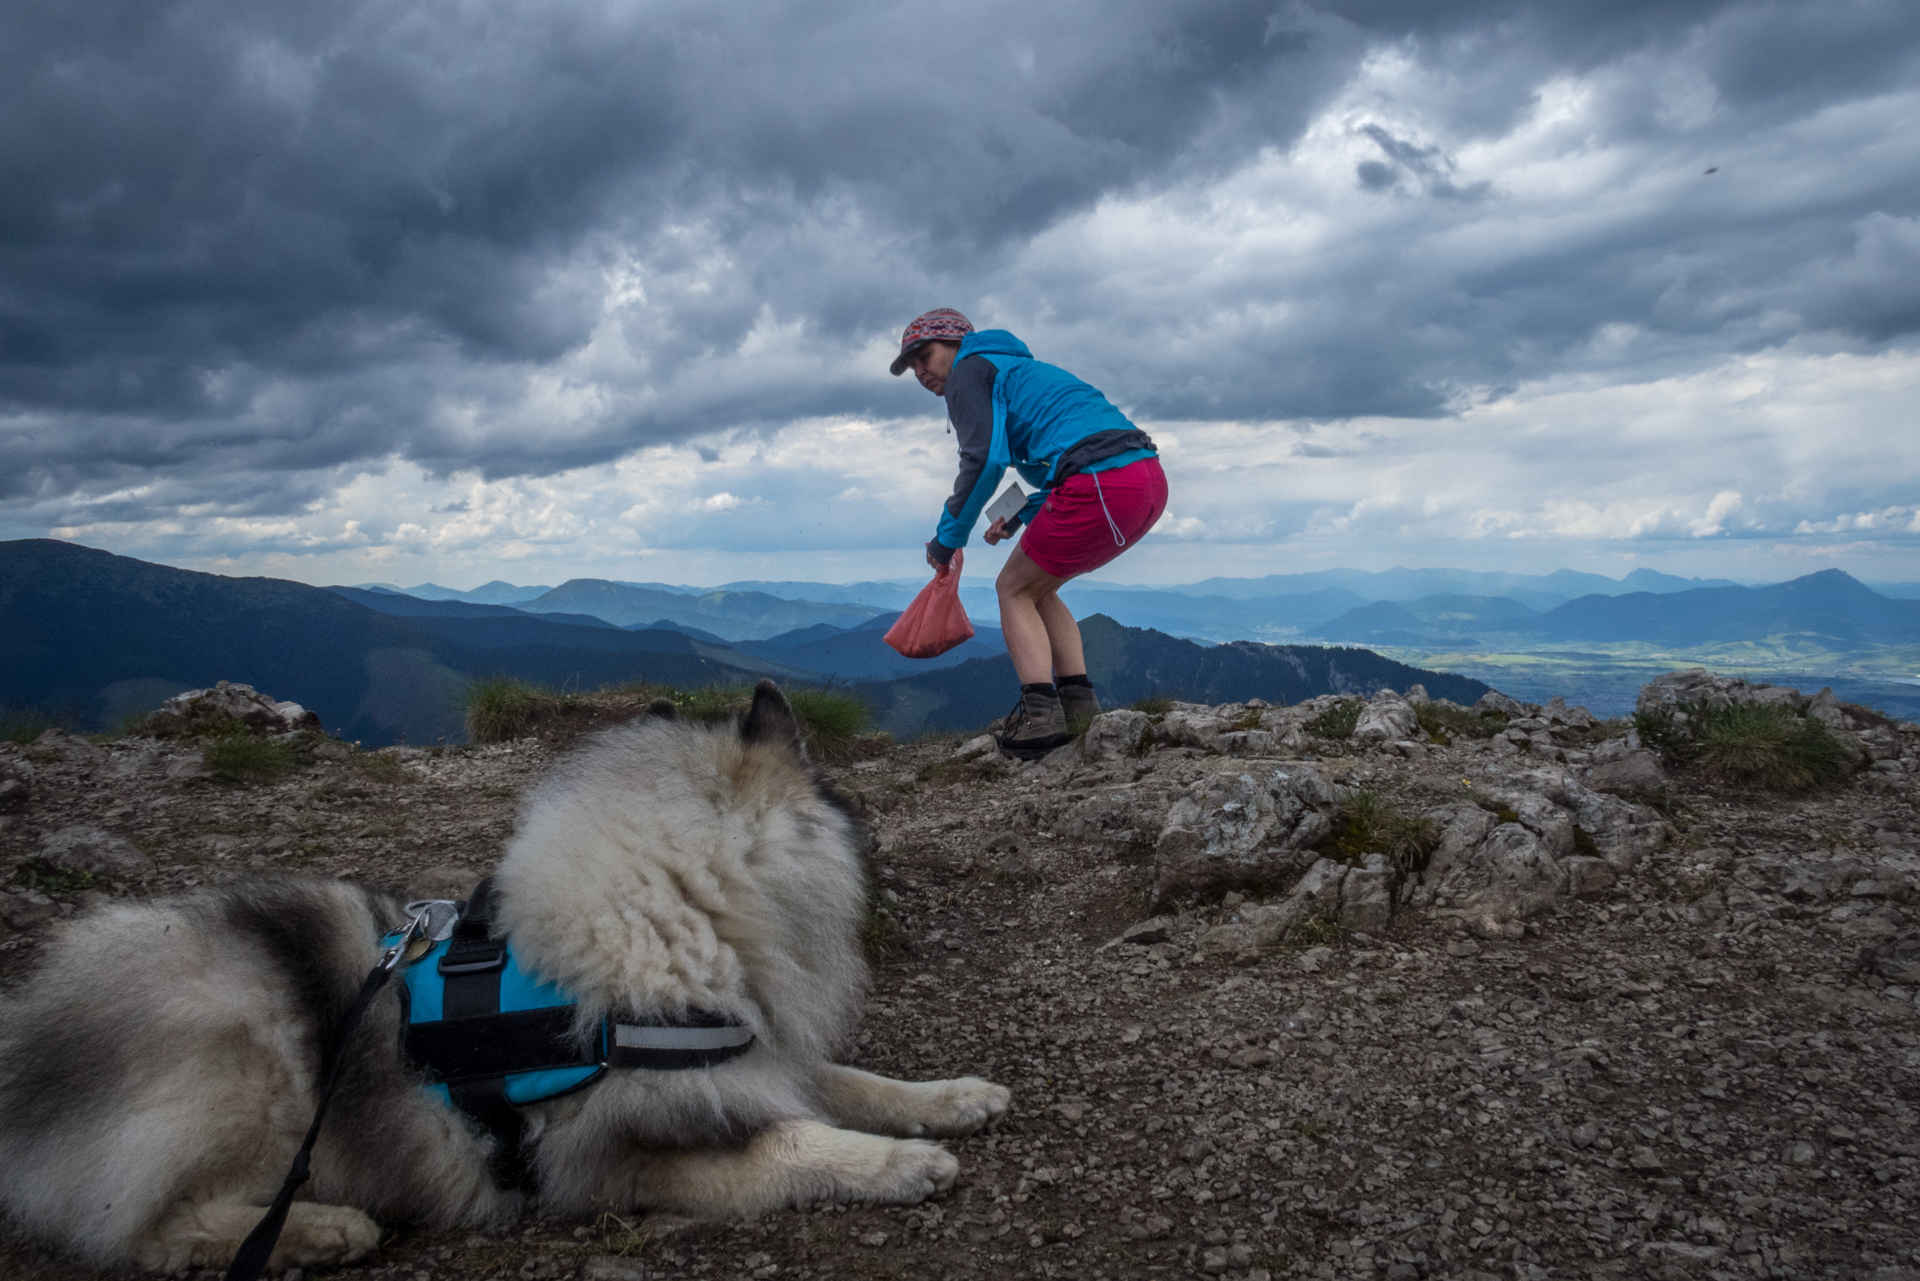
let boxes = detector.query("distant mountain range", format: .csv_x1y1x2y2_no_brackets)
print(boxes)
3,541,1491,745
2,542,796,743
347,564,1920,650
1305,570,1920,647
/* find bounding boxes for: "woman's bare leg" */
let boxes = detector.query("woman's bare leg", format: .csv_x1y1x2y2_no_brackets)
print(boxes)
996,548,1078,685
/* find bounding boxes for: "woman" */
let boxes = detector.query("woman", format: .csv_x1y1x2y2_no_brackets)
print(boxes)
891,308,1168,758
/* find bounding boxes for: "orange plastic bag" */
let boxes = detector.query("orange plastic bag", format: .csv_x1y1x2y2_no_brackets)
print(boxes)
883,550,975,658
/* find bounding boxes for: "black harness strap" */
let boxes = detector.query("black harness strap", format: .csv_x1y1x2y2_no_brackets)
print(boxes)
431,878,536,1190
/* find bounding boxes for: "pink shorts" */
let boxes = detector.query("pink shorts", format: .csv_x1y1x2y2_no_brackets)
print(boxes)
1019,456,1168,579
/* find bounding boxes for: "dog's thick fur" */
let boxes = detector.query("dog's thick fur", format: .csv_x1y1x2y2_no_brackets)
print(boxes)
0,682,1008,1272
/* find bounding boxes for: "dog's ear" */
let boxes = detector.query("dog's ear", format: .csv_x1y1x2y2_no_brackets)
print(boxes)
646,698,678,721
740,679,803,752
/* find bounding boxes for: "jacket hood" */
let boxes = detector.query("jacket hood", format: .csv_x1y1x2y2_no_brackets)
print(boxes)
956,329,1032,362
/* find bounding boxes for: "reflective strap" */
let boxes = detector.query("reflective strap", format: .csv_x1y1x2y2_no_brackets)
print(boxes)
613,1023,756,1052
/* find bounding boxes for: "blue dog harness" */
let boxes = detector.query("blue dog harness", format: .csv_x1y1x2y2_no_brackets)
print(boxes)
385,880,755,1188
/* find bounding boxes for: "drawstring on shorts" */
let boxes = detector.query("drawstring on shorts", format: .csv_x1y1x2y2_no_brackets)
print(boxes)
1091,471,1127,547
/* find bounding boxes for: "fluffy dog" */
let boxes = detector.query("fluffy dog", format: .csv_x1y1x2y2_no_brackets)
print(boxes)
0,682,1008,1272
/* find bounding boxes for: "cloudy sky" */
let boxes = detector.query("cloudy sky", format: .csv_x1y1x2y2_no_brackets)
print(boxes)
4,0,1918,590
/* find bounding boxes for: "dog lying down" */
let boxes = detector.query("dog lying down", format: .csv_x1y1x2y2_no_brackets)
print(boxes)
0,681,1009,1272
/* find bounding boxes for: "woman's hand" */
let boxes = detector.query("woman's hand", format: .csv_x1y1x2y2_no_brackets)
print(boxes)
983,517,1012,545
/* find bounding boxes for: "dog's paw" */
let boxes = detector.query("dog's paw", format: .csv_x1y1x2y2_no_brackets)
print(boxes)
272,1204,382,1267
915,1077,1011,1138
869,1138,959,1203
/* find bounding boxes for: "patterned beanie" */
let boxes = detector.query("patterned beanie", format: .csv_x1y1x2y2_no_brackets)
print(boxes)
890,308,975,375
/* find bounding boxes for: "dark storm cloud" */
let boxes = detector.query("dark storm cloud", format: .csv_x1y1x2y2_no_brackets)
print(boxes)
2,0,1917,525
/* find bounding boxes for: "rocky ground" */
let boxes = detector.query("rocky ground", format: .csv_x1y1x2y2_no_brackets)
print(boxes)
3,675,1920,1281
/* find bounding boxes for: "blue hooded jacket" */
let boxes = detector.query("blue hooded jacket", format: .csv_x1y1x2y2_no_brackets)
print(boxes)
933,330,1155,553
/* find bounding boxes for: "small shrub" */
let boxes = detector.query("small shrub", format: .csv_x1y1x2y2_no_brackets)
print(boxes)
202,736,300,784
465,675,568,743
1329,790,1441,876
1305,700,1362,739
1696,703,1850,791
14,858,95,894
1130,696,1173,716
1232,707,1265,731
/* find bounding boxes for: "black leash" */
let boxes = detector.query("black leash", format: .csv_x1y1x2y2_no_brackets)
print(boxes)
223,919,421,1281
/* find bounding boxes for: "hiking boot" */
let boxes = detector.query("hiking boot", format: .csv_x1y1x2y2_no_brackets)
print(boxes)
994,687,1071,760
1059,682,1100,735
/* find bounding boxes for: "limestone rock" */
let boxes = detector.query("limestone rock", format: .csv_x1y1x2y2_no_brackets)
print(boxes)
1476,691,1527,718
31,729,100,764
1637,667,1809,720
1152,773,1282,902
1429,822,1568,932
144,680,321,738
1562,779,1668,873
39,826,156,880
1353,693,1418,744
1339,853,1395,933
1586,749,1666,795
951,734,996,761
1080,710,1149,763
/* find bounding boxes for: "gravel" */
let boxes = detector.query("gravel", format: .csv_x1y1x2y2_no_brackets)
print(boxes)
1,711,1918,1280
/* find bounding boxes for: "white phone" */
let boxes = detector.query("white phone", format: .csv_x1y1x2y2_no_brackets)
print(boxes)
984,482,1027,528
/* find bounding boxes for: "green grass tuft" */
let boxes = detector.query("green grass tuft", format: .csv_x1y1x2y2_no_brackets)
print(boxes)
1130,696,1174,716
1696,703,1851,791
202,735,301,785
1329,789,1441,876
784,688,872,755
465,675,576,744
1305,699,1362,740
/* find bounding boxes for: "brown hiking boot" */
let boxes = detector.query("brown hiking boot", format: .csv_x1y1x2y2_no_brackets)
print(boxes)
1059,682,1100,735
994,687,1071,760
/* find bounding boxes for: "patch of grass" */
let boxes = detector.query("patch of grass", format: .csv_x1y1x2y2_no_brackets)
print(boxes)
0,705,74,745
465,675,576,744
353,751,407,784
1231,707,1265,731
1305,699,1362,740
1571,825,1602,858
202,735,301,785
1130,695,1174,716
785,688,873,757
1294,915,1342,946
1329,789,1441,876
1697,703,1851,790
14,858,95,894
1631,707,1701,764
1415,702,1504,744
